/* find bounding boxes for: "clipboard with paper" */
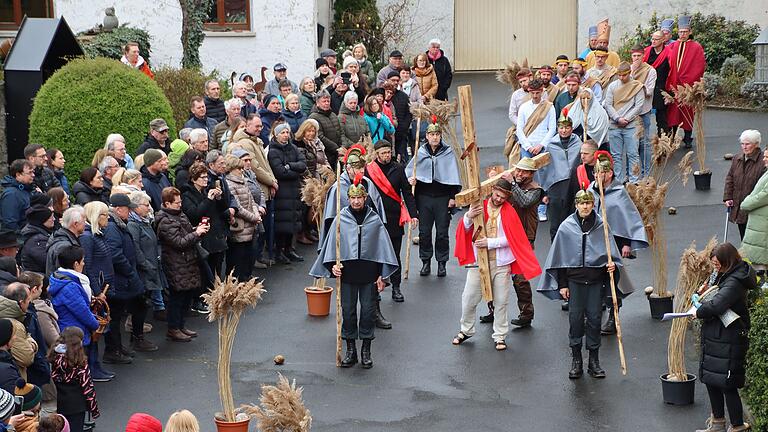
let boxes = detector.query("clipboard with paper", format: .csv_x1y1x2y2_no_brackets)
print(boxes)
661,285,741,327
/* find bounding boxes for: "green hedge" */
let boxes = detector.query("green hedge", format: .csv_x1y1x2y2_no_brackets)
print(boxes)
746,282,768,431
29,57,174,181
80,25,152,65
154,67,214,131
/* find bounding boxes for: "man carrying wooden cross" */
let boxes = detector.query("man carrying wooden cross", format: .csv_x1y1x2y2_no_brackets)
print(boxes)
452,178,541,351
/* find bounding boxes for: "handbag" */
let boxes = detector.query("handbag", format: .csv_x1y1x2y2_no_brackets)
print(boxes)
196,242,210,261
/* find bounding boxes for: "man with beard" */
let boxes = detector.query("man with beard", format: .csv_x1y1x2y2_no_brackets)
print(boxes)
365,140,418,303
630,44,657,177
604,62,645,184
538,65,558,103
508,68,533,126
538,189,621,379
586,49,617,103
666,15,706,149
384,71,414,162
310,179,398,369
572,58,603,104
644,31,672,136
453,179,541,350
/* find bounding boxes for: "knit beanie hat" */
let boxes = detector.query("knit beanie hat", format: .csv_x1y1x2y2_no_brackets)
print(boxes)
0,388,13,420
315,58,328,69
0,319,12,347
125,413,163,432
273,123,291,137
342,56,358,70
143,149,165,168
14,378,42,411
30,193,53,208
26,205,53,227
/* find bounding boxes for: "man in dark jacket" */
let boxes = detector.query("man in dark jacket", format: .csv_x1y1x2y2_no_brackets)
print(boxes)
308,90,342,167
328,74,351,115
384,72,413,162
103,194,156,362
184,96,218,144
203,150,237,300
204,79,226,123
137,118,170,155
0,160,37,232
98,156,120,203
45,206,86,277
23,144,59,193
19,207,53,273
0,319,20,394
427,39,453,101
140,149,172,212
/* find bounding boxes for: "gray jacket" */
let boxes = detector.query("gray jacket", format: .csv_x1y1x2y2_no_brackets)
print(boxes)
126,213,164,292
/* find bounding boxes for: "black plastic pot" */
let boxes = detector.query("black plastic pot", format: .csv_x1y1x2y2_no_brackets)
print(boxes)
648,295,674,320
660,373,696,405
694,171,712,191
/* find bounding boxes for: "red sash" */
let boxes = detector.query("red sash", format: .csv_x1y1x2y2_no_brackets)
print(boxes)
366,161,411,226
643,45,670,69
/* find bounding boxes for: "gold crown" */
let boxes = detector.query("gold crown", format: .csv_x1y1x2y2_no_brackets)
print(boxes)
426,122,441,134
347,183,368,198
574,189,595,204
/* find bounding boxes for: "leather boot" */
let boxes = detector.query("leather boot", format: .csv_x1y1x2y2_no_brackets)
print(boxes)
437,261,447,277
479,301,494,323
391,285,404,302
569,346,583,379
419,260,431,276
131,335,159,352
587,349,606,378
683,130,693,149
340,339,357,368
694,416,726,432
375,300,392,329
166,329,192,342
360,339,373,369
601,307,617,335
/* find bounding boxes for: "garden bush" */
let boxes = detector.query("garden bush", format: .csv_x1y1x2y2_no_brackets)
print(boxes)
153,67,218,130
741,80,768,109
701,72,721,100
745,289,768,431
28,57,174,181
80,25,152,65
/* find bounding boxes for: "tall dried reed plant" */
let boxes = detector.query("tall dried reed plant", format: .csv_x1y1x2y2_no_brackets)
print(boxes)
202,273,266,422
662,80,708,172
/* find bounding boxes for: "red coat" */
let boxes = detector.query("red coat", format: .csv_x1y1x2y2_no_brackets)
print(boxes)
666,39,706,130
454,200,541,281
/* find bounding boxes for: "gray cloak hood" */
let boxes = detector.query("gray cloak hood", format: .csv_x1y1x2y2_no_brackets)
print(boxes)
536,134,582,191
589,180,649,251
405,142,462,186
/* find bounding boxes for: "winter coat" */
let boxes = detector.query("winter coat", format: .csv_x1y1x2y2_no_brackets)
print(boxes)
0,350,20,395
258,108,283,145
48,270,100,346
181,184,228,254
78,225,114,296
281,109,307,135
414,64,439,100
127,212,163,292
184,115,218,144
137,135,169,156
141,166,172,212
338,104,369,148
723,149,766,225
45,228,80,277
33,166,60,193
428,49,453,101
358,58,376,88
212,120,230,151
698,261,755,389
103,213,144,299
226,173,260,243
0,176,34,231
390,90,412,138
72,181,105,206
53,168,70,195
300,91,315,117
308,105,342,167
267,139,307,234
0,270,15,294
230,129,276,199
24,304,50,387
155,208,201,292
364,112,395,143
294,138,328,178
741,170,768,264
32,299,60,348
19,223,51,273
204,95,226,123
0,296,37,378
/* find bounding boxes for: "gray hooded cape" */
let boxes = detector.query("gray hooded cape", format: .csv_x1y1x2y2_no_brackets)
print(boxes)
536,134,582,191
319,171,386,248
589,180,649,251
309,205,399,279
405,142,462,186
537,211,624,300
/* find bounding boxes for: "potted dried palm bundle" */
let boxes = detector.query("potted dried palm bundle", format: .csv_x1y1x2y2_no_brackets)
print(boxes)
627,131,694,319
300,165,336,315
662,81,710,190
202,273,266,431
661,238,716,405
240,373,312,432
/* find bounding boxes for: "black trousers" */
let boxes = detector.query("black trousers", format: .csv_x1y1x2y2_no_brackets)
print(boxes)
417,194,451,262
706,384,744,426
568,280,603,350
207,251,225,280
227,240,254,281
276,233,294,254
654,103,668,135
395,130,409,163
105,294,146,352
341,281,377,340
388,230,403,287
737,223,746,240
65,412,86,432
547,181,571,241
167,289,194,330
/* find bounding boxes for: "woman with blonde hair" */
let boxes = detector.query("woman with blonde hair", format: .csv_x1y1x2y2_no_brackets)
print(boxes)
352,43,375,88
113,168,143,192
299,76,316,116
282,93,307,134
412,53,438,101
294,119,328,178
165,409,200,432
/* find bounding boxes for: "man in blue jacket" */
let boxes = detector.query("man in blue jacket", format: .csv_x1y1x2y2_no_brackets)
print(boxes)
0,160,37,232
184,96,218,144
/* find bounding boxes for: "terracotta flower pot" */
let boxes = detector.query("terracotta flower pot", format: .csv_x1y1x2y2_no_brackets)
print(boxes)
214,418,250,432
304,286,333,316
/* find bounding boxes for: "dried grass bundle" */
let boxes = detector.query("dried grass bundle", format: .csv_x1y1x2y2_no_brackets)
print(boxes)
409,101,431,121
496,61,523,90
202,273,266,422
661,80,709,171
667,238,717,381
247,374,312,432
362,134,375,163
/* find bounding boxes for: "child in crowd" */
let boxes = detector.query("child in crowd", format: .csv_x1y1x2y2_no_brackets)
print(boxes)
48,327,98,432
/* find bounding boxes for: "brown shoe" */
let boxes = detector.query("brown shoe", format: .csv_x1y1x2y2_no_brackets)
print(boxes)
296,233,314,245
166,329,191,342
180,328,198,338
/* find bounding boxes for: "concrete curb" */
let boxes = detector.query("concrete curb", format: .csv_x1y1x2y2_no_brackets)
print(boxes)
706,104,768,113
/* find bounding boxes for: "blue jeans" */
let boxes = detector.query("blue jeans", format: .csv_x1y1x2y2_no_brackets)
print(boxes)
148,289,165,311
639,112,652,178
608,126,639,183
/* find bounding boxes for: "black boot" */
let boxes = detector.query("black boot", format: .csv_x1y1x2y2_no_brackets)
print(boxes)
588,349,606,378
569,346,583,379
683,130,693,149
391,285,404,302
437,261,447,277
375,300,392,329
601,307,617,335
360,339,373,369
419,260,431,276
561,301,569,311
340,339,357,368
479,301,494,323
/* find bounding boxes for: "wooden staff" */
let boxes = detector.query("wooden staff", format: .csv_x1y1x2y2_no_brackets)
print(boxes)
334,161,343,367
597,173,628,375
403,118,422,280
582,92,589,142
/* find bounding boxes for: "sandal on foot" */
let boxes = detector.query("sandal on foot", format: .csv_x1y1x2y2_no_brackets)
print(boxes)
495,340,507,351
452,332,471,345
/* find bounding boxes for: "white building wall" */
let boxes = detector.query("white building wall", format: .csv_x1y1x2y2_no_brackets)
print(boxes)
375,0,454,64
52,0,317,81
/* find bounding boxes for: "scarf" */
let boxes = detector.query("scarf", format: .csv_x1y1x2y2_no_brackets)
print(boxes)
120,55,146,69
427,50,442,61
